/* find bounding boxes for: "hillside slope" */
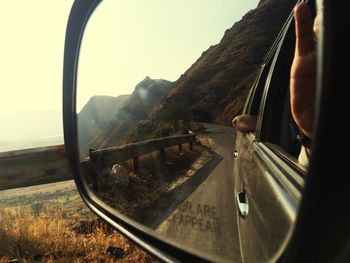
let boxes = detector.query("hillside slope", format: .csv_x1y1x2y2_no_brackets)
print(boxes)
154,0,296,126
78,95,130,153
78,78,173,154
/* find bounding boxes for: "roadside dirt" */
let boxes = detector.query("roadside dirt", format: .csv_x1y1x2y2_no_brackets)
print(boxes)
96,143,212,221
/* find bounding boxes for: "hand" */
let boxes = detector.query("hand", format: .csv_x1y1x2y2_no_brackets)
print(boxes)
232,115,257,133
290,3,317,138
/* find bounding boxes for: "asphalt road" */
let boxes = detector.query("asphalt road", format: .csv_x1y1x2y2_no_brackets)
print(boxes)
155,123,242,263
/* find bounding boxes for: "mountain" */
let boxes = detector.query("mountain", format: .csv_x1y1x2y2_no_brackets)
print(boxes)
78,95,130,127
153,0,296,126
117,77,173,121
77,0,296,151
78,95,130,153
78,78,173,154
94,77,174,147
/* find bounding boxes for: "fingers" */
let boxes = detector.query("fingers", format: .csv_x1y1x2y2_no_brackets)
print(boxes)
294,3,314,56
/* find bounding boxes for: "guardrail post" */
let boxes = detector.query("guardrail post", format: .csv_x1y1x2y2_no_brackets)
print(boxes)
133,157,139,173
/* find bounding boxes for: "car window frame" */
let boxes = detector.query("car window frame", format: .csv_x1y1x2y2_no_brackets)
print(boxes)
243,9,295,117
253,12,307,176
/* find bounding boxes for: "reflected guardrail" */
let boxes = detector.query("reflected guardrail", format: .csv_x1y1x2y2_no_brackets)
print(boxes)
0,134,197,191
89,133,197,172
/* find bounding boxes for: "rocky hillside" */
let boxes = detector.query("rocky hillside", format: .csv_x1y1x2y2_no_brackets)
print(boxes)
117,77,173,121
77,0,297,151
78,78,173,154
153,0,296,126
78,95,130,154
79,95,130,125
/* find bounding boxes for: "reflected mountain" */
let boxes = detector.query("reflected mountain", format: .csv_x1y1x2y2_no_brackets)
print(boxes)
153,0,295,125
78,77,173,156
78,94,130,154
77,0,294,155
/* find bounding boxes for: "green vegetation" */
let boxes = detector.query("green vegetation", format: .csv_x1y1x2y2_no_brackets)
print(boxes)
126,104,194,141
155,105,193,131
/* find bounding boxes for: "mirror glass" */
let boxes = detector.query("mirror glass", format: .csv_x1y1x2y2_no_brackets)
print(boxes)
76,0,280,261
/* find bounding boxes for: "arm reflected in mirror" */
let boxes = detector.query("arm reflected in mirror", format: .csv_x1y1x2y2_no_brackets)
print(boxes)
232,114,257,133
290,3,318,140
291,3,320,168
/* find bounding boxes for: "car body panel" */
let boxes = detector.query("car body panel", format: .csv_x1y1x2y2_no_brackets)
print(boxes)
233,3,307,261
234,130,301,262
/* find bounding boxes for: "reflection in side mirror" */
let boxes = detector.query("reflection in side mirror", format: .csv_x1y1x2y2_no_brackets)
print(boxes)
70,0,298,261
232,115,257,133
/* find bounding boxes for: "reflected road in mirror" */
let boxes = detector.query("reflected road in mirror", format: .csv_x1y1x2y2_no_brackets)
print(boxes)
78,113,240,261
152,124,241,261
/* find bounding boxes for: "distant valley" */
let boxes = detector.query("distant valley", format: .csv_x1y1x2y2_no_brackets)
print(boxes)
0,110,63,152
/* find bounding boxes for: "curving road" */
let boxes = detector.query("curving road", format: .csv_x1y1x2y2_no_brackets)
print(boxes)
155,123,242,263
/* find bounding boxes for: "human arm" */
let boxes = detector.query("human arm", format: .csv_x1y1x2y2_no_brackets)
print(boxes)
290,3,317,139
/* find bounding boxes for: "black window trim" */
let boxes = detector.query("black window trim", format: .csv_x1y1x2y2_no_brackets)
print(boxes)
243,7,296,116
255,15,294,141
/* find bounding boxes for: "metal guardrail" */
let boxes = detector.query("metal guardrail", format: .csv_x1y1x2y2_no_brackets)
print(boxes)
88,133,197,191
0,134,197,191
0,145,72,191
90,133,197,172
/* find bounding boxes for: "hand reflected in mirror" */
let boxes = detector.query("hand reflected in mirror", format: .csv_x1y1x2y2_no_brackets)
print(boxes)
290,3,318,139
289,3,319,168
232,114,257,133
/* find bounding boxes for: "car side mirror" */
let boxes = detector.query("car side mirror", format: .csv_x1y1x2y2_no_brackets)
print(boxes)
64,0,324,262
63,0,247,261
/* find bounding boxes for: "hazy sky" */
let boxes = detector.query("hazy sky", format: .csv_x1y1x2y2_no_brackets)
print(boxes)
77,0,259,109
0,0,258,142
1,0,258,115
0,0,74,116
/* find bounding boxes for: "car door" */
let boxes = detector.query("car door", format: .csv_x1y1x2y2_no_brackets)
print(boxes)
234,9,307,262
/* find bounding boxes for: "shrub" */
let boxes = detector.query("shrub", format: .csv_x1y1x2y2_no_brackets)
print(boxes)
155,105,193,131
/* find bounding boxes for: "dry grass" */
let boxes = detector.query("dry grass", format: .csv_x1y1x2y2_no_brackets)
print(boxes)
0,206,157,263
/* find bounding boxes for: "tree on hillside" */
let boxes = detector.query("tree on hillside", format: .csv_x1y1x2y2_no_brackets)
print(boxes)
155,105,192,131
